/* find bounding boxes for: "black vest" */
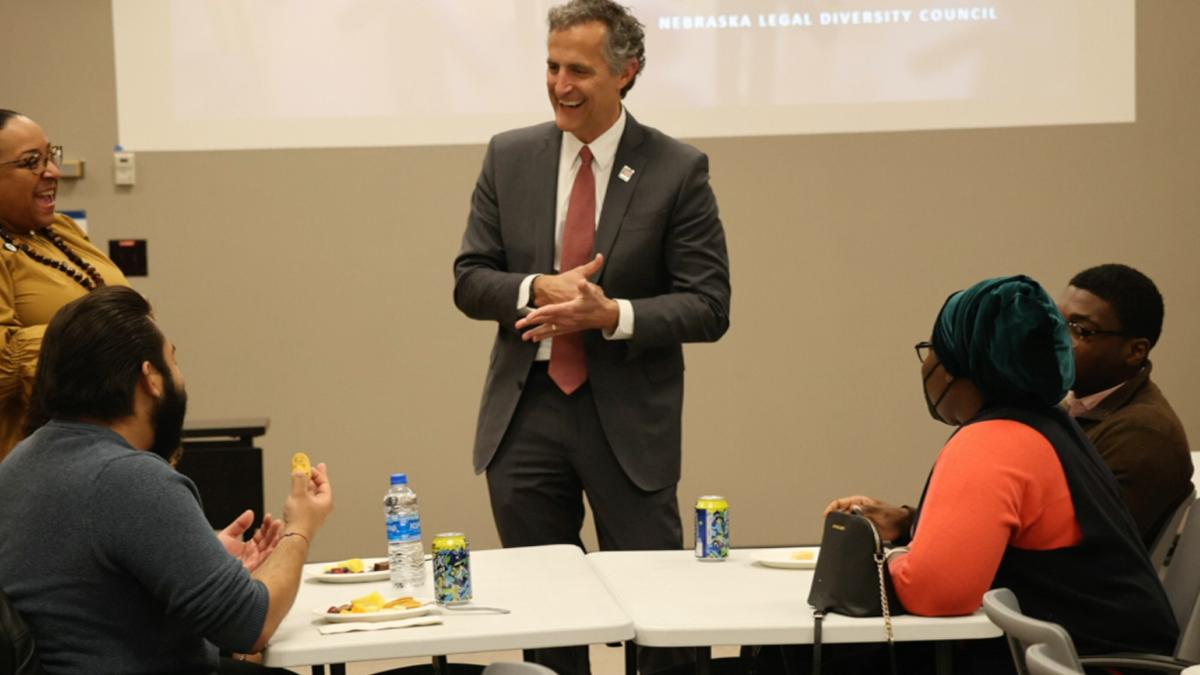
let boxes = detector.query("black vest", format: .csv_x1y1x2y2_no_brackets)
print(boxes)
918,404,1178,657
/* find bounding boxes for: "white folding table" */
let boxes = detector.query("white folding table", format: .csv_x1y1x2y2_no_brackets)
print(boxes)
587,548,1004,675
263,544,634,674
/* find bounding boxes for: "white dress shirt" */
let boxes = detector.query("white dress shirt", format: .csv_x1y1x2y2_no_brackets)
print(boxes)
518,108,635,361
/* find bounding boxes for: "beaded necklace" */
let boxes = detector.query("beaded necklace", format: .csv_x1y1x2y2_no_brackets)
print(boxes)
0,225,106,291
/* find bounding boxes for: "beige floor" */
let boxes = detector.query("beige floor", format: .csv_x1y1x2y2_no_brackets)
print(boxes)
283,644,741,675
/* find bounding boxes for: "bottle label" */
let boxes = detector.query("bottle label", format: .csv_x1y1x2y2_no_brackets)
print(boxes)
386,514,422,543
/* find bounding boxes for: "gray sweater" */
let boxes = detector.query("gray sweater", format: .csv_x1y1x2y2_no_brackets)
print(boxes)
0,420,269,675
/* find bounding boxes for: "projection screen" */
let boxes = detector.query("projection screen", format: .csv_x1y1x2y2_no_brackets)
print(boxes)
111,0,1135,151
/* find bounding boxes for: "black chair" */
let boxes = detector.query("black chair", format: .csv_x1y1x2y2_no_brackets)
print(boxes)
0,586,43,675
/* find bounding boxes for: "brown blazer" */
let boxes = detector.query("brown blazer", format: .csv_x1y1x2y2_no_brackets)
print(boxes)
1074,361,1193,547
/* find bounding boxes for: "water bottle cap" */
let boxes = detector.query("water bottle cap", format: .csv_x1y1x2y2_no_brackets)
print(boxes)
390,473,407,485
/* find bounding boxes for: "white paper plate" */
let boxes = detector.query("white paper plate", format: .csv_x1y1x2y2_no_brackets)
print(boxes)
751,547,820,570
306,558,390,583
314,603,433,623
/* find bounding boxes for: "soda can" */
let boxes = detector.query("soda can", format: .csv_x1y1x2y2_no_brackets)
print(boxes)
695,496,730,561
432,532,472,604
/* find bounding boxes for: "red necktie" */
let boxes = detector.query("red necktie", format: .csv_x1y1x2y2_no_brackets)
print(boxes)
549,146,595,395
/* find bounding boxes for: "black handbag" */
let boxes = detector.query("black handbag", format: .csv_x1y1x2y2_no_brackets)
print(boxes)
807,509,906,675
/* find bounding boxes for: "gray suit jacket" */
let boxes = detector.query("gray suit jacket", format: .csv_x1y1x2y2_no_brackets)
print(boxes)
454,113,731,491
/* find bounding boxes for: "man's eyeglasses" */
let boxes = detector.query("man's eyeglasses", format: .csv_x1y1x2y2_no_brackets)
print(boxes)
915,341,932,363
0,146,63,174
1066,321,1125,340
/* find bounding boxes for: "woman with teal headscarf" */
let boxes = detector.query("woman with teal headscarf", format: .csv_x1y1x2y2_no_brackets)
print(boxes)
825,275,1177,673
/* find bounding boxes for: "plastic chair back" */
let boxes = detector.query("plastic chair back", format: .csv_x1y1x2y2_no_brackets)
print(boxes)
0,586,43,675
1165,496,1200,661
982,588,1083,675
1150,489,1196,576
1026,643,1083,675
482,662,558,675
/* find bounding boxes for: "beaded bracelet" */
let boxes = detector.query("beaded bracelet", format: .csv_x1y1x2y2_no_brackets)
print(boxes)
283,531,310,546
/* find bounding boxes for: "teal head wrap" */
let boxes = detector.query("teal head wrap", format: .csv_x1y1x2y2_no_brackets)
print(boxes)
931,275,1075,406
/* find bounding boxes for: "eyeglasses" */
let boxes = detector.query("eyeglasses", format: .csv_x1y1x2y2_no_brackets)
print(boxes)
0,146,63,174
915,341,932,363
1066,320,1125,340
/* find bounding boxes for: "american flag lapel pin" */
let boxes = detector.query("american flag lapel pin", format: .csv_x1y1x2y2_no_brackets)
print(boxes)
618,166,635,182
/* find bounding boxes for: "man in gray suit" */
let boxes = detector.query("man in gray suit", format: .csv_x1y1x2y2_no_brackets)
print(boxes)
455,0,729,585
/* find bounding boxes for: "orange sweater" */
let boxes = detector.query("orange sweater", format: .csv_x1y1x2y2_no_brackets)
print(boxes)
888,419,1084,616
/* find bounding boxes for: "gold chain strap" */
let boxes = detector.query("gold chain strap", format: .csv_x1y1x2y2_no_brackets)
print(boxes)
874,552,894,645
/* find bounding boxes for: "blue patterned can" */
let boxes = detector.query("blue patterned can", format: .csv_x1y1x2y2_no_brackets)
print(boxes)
695,496,730,561
432,532,472,604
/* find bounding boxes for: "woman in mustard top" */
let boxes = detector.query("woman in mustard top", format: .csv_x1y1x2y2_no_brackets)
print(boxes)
0,110,128,461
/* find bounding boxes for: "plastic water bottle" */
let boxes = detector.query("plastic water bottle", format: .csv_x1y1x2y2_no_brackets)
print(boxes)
384,473,425,588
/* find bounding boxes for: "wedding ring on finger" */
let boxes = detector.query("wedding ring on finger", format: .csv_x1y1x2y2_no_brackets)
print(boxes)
552,324,557,332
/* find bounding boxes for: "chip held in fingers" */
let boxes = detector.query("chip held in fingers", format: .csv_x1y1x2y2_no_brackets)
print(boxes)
292,452,312,478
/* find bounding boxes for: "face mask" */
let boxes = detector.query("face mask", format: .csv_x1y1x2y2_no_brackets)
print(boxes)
923,361,956,424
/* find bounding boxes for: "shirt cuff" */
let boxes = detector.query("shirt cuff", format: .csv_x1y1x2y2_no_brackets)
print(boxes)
517,274,541,310
603,299,634,340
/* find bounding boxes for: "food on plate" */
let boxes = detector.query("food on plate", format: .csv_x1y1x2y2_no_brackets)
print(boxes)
319,558,390,575
790,550,816,561
323,558,366,574
384,597,424,610
352,591,387,612
292,452,312,478
326,592,424,614
319,558,390,574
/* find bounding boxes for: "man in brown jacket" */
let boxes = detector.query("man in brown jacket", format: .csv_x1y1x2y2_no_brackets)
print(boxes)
1058,264,1193,548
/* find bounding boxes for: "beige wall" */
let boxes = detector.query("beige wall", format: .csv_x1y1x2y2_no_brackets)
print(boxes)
3,2,1198,561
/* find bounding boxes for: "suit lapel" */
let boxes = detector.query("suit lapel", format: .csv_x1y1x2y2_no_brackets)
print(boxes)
592,115,647,283
533,127,563,273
